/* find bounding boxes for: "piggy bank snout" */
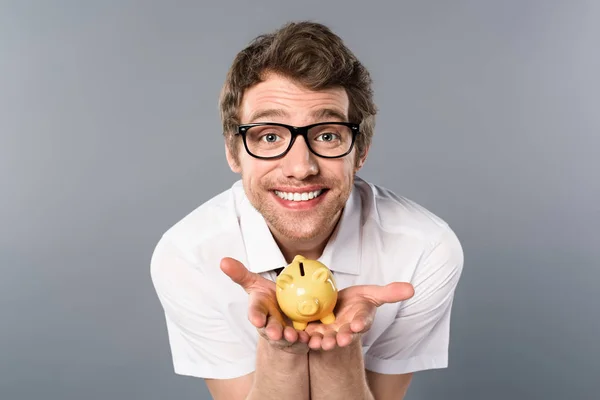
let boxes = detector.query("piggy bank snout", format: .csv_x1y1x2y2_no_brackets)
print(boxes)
297,299,319,316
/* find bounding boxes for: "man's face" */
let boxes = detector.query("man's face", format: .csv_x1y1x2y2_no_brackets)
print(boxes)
226,73,368,243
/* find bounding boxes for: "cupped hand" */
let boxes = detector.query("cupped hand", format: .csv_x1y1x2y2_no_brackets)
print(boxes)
304,282,415,351
220,257,310,354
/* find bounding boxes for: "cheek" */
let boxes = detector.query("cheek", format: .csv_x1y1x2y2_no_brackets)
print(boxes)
240,158,277,187
338,158,357,180
316,158,355,185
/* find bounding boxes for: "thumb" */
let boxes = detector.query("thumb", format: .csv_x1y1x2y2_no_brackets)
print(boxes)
360,282,415,306
220,257,258,292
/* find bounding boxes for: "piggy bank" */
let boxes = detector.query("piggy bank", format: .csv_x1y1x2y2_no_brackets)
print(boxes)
275,255,338,330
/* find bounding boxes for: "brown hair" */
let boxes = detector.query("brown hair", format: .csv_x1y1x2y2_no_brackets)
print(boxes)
219,21,377,164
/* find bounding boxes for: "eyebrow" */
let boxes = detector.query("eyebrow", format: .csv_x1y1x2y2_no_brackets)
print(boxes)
310,108,348,122
248,108,289,122
247,108,348,123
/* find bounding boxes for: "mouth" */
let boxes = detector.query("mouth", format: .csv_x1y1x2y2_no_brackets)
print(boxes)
273,188,326,202
271,187,329,209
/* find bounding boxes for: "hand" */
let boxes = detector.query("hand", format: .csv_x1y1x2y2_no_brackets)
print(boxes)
304,282,415,351
220,257,310,354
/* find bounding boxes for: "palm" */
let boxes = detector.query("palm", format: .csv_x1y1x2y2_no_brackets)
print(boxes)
305,282,414,351
220,257,310,354
329,291,376,328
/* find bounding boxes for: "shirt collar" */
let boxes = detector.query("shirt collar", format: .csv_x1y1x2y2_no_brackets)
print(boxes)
237,180,362,276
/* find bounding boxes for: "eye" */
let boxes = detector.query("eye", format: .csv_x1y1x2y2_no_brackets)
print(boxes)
261,133,281,143
315,132,340,142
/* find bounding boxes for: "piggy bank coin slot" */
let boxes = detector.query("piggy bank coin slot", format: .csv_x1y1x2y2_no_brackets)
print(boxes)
299,262,305,276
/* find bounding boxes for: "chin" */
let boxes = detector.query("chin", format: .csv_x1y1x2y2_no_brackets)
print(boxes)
269,215,328,242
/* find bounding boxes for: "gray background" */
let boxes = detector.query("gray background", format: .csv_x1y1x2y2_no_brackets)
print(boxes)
1,1,598,399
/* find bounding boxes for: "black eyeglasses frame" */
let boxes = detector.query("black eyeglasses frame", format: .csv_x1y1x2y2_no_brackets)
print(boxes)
235,121,360,160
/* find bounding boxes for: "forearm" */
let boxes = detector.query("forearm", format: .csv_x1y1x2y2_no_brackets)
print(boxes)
308,339,374,400
247,336,309,400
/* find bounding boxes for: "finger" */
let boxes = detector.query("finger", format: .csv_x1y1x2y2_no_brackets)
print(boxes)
220,257,258,292
360,282,415,306
248,292,282,328
336,323,355,347
264,315,284,341
283,325,299,343
308,332,323,350
321,331,337,351
304,323,322,336
350,308,374,333
297,329,310,344
247,294,271,328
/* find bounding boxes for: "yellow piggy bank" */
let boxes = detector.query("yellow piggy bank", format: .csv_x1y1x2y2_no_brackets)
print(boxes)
275,255,338,330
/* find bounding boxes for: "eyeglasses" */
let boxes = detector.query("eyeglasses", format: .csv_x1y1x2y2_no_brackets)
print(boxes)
235,122,360,159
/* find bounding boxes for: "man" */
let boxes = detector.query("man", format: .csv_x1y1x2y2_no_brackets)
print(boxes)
151,21,464,400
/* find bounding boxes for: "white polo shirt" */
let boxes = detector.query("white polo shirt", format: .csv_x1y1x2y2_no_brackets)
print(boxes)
150,176,464,379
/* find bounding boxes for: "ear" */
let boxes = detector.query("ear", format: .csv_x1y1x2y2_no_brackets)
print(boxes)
312,267,329,283
276,273,294,290
225,141,241,173
355,145,370,171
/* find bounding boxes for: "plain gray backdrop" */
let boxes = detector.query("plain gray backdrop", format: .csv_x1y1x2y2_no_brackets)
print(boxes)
1,1,598,399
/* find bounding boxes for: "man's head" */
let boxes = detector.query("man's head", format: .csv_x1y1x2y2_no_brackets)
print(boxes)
219,21,377,246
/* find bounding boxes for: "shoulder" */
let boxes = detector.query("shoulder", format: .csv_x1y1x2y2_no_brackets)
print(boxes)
151,180,248,279
354,177,463,279
355,177,451,237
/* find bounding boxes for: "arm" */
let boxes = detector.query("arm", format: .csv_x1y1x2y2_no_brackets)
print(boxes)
309,339,413,400
206,337,309,400
365,370,412,400
308,339,374,400
204,374,254,400
249,336,309,399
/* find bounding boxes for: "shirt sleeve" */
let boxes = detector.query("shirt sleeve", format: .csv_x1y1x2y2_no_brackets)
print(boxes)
364,226,464,374
150,236,256,379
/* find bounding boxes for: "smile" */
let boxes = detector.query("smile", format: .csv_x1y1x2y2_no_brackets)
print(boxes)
274,189,324,202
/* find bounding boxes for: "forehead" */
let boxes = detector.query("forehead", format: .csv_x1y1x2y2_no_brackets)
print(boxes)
240,73,349,123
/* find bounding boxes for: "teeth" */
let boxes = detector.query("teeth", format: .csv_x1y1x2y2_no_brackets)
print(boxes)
275,189,323,202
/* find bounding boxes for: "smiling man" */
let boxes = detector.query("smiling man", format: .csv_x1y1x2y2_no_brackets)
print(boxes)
151,21,464,400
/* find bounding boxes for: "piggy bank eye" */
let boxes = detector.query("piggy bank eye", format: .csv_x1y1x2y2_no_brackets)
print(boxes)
276,273,294,290
312,267,329,283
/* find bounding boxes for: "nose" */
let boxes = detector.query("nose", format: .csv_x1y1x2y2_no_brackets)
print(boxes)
281,136,318,180
297,298,319,316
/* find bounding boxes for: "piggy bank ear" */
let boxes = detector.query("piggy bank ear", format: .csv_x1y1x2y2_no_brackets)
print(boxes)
312,267,329,283
292,254,306,264
276,273,294,290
